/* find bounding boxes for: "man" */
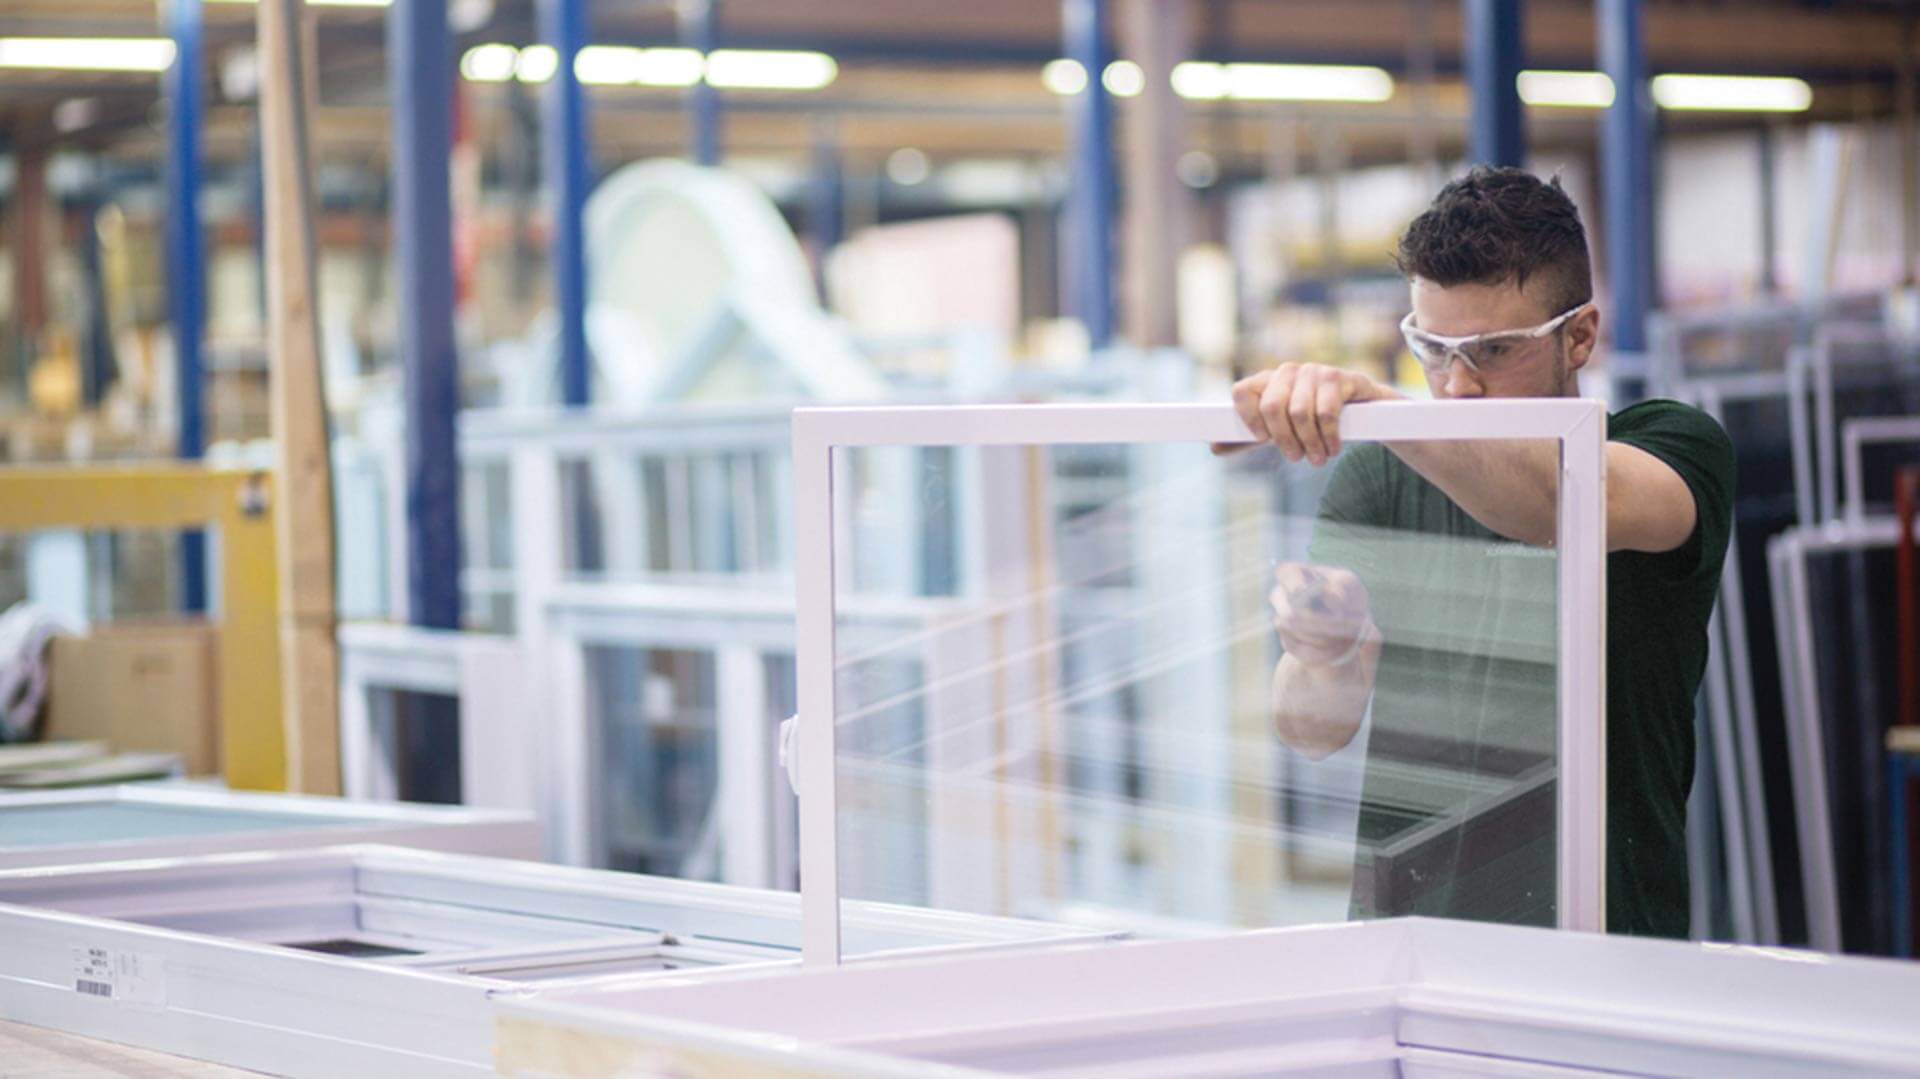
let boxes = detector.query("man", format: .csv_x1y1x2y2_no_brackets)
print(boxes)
1231,167,1733,937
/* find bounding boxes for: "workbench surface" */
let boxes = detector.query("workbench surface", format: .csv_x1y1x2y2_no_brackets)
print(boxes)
0,1019,260,1077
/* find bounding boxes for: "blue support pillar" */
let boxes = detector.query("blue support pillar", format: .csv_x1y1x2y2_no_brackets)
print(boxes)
389,0,462,631
1465,0,1525,168
685,0,722,165
540,0,592,407
164,0,207,612
1601,0,1654,394
1064,0,1116,350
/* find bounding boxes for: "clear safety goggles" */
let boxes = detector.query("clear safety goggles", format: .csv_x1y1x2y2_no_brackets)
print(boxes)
1399,302,1592,376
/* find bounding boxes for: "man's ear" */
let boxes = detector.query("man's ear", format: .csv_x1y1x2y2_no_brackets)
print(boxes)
1564,304,1601,373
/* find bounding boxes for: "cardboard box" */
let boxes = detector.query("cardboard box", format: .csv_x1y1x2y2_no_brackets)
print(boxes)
45,621,219,776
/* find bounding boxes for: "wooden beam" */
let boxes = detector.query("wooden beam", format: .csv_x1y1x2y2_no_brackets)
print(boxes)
9,133,50,361
1119,0,1191,349
257,0,342,796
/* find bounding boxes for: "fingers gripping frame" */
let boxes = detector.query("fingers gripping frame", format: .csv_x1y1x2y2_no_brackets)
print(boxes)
794,401,1608,965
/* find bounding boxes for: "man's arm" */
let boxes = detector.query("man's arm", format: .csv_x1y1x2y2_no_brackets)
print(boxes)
1268,563,1381,758
1230,364,1698,553
1271,637,1380,759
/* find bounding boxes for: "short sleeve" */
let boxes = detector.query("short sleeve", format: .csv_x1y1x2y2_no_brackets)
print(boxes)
1609,400,1736,582
1309,444,1393,577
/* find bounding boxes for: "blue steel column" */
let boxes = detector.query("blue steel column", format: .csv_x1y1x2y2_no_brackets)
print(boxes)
389,0,462,630
1465,0,1525,167
685,0,722,165
1601,0,1653,394
541,0,591,407
1064,0,1116,349
165,0,207,611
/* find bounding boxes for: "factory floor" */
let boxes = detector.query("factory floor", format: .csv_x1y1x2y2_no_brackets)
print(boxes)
0,1019,258,1077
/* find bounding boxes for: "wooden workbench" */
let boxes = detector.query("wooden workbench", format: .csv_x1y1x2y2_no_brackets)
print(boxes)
0,1019,259,1077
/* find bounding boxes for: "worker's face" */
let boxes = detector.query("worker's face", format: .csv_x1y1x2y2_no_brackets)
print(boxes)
1407,277,1600,399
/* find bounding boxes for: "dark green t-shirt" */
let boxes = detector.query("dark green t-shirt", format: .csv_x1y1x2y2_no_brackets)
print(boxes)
1308,398,1734,937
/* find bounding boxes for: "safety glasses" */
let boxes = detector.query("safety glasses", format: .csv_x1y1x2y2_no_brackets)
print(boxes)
1399,302,1592,376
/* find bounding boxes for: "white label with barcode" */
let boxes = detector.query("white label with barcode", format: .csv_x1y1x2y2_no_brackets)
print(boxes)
71,947,164,1007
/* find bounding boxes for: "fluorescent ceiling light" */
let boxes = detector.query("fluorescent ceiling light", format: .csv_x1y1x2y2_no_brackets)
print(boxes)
1170,62,1231,100
1518,70,1615,108
634,47,704,88
1172,62,1393,103
574,45,643,85
460,43,517,83
0,37,175,72
515,44,558,84
1652,74,1811,112
1038,58,1150,98
704,49,835,90
206,0,391,6
1042,58,1087,96
462,45,830,90
1102,59,1144,97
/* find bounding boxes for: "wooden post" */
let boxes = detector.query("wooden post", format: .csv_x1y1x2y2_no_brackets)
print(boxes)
1119,0,1192,349
257,0,342,794
10,134,50,383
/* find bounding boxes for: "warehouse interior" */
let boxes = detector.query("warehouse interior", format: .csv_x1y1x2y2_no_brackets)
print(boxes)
2,0,1920,1074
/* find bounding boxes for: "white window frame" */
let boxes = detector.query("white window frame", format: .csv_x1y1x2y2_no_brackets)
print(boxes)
336,622,542,825
793,400,1609,964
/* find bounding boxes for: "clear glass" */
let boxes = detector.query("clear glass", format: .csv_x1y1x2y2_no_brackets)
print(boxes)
559,448,792,588
461,458,516,633
0,803,342,847
587,645,721,878
833,439,1562,936
367,689,462,804
0,530,186,622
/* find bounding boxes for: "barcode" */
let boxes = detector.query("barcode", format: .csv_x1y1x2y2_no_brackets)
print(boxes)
76,979,112,999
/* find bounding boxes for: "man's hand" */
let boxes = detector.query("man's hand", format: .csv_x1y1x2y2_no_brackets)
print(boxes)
1230,364,1400,466
1270,563,1375,668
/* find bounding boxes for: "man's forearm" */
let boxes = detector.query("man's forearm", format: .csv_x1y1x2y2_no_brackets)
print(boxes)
1386,438,1562,547
1270,630,1381,759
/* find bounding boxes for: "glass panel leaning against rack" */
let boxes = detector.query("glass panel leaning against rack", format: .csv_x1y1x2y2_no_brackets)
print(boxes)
791,401,1606,963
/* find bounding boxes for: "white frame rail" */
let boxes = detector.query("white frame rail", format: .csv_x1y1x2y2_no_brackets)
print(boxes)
793,400,1609,964
336,622,542,823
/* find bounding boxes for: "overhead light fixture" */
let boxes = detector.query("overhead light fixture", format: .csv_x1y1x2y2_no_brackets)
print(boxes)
206,0,391,7
574,45,643,85
515,44,558,84
1039,58,1152,98
1518,70,1615,109
885,147,931,186
0,37,175,72
1170,62,1231,100
634,47,704,88
459,43,518,83
704,49,836,90
461,45,832,90
1652,74,1811,112
1102,60,1145,98
1042,58,1088,96
462,43,706,87
1171,62,1394,103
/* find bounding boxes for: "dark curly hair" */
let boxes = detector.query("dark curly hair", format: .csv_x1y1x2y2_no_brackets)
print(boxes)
1395,166,1593,317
